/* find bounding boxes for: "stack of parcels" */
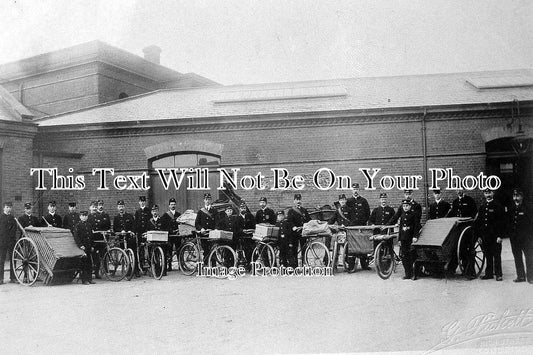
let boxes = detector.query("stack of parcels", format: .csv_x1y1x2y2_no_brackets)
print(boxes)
252,223,280,241
208,230,233,240
177,209,197,236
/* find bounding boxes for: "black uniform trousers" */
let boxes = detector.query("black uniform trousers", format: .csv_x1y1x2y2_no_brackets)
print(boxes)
482,238,502,278
0,241,16,282
91,233,106,278
80,253,92,282
399,240,414,278
510,239,533,281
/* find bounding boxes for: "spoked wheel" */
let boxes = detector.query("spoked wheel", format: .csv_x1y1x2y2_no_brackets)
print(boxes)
101,247,128,281
457,226,485,278
208,245,237,269
251,243,276,268
179,242,200,276
12,237,41,286
151,246,166,280
374,240,395,280
343,243,357,273
304,241,330,267
269,243,280,267
125,248,135,281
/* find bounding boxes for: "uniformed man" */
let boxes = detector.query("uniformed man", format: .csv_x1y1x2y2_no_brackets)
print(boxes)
149,205,163,230
235,202,256,263
62,202,80,232
255,197,276,225
346,183,371,269
87,201,98,229
389,189,423,224
93,199,111,231
134,196,151,239
286,194,311,267
160,198,181,271
217,205,237,233
73,211,95,285
329,194,356,226
0,202,17,284
195,193,217,263
346,183,370,225
369,193,395,226
369,193,396,253
397,199,421,280
507,188,533,283
18,202,40,228
447,189,477,218
475,188,506,281
113,200,136,275
42,201,62,227
275,211,292,267
428,189,451,220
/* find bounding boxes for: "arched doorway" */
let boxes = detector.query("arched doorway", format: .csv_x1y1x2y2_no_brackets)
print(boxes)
145,140,223,213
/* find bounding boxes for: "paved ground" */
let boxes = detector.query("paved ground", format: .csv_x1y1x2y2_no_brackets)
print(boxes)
1,238,533,354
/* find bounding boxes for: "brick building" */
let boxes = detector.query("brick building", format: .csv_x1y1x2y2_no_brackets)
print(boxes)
1,42,532,218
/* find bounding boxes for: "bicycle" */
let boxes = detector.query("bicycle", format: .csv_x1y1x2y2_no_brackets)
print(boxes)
136,231,168,280
114,231,137,281
93,230,130,282
178,230,237,275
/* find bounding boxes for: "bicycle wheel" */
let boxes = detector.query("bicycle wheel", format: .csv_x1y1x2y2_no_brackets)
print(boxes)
151,246,166,280
303,241,330,267
101,248,128,281
251,243,276,268
179,242,200,276
374,241,395,280
268,243,280,267
125,248,135,281
208,245,237,269
343,243,357,273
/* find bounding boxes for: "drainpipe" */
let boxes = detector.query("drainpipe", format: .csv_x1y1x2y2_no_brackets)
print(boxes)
421,108,429,218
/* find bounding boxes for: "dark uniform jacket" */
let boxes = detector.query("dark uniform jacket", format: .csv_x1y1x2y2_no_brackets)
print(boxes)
161,210,181,234
235,212,256,239
286,206,311,239
149,217,162,231
217,213,238,232
134,207,151,235
73,220,93,250
447,195,477,218
0,213,17,247
508,203,532,247
194,206,217,231
346,195,370,225
18,214,40,228
62,212,80,232
369,205,395,226
328,205,356,226
255,207,276,225
398,210,421,242
428,200,451,220
113,212,135,233
43,213,62,228
474,199,506,242
92,211,111,231
389,200,422,224
276,220,292,241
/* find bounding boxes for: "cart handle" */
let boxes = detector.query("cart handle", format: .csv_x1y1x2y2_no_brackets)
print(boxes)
14,217,30,239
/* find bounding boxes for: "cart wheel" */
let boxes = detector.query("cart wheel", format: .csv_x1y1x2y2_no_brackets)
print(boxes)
151,246,166,280
343,243,357,273
12,237,41,286
125,248,135,281
304,241,330,267
457,226,485,278
251,244,276,268
374,240,395,280
208,245,237,269
101,247,128,281
179,242,200,276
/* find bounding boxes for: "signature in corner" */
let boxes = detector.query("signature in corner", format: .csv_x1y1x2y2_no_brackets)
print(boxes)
426,308,533,353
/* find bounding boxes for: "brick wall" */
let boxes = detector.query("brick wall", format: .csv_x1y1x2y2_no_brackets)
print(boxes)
32,110,515,219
